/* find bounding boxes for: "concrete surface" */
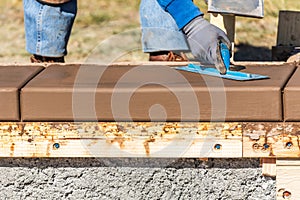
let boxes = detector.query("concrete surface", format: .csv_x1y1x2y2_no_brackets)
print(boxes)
284,66,300,121
0,65,43,120
21,64,295,121
0,158,275,200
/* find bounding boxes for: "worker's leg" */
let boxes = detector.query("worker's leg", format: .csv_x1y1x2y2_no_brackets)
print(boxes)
23,0,77,62
139,0,189,61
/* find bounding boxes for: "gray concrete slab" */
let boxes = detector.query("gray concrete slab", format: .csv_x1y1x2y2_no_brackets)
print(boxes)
0,158,275,199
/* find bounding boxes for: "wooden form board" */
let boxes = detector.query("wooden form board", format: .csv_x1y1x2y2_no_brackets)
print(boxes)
243,123,300,158
272,11,300,61
0,122,242,158
1,121,300,159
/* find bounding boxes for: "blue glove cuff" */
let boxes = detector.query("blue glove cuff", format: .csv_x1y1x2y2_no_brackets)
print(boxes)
162,0,203,29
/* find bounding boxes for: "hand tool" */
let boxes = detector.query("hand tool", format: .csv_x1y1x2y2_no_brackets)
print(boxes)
175,43,269,81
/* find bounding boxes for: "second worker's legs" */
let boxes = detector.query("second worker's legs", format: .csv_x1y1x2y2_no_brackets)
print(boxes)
23,0,77,62
139,0,189,61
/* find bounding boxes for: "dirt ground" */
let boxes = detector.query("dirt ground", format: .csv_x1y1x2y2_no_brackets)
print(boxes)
0,0,299,63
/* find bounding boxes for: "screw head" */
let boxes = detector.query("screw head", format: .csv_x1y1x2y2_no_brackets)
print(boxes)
263,143,270,149
285,142,293,149
214,144,222,151
53,143,60,149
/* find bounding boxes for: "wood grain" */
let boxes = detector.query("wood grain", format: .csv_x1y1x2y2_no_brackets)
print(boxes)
0,122,242,158
277,11,300,46
243,123,300,158
277,159,300,200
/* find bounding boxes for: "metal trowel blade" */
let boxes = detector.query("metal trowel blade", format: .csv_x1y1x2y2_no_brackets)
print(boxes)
175,64,269,81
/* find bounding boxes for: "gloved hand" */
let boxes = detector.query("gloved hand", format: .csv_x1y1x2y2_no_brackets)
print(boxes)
183,16,231,74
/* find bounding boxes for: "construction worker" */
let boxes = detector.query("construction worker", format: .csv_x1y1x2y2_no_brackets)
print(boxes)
140,0,231,74
23,0,77,63
24,0,230,72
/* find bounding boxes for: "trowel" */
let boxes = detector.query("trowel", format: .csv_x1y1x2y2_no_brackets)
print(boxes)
175,43,269,81
175,0,268,81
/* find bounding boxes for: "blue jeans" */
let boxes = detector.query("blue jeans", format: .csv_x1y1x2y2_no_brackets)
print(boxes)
23,0,77,57
139,0,189,53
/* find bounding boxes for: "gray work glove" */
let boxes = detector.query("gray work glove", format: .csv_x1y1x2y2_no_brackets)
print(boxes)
183,16,231,74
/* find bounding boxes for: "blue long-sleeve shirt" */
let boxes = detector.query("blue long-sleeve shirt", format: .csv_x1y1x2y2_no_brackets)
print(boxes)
157,0,203,29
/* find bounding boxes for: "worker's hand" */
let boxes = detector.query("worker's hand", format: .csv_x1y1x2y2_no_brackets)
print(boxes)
183,16,231,74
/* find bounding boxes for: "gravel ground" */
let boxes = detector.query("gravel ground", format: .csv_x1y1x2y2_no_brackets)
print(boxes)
0,158,275,200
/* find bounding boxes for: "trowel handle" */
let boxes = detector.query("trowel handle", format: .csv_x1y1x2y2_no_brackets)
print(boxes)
219,43,230,71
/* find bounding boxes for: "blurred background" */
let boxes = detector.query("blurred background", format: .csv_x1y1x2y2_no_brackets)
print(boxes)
0,0,299,63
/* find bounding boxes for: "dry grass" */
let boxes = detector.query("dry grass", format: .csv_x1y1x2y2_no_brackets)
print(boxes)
0,0,299,63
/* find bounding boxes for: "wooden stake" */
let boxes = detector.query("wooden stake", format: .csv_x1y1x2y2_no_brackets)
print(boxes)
261,158,276,177
277,159,300,200
210,13,235,62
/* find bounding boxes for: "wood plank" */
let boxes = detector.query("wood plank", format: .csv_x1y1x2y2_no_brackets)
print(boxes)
277,159,300,200
209,13,235,62
243,123,284,157
210,13,236,43
261,158,276,177
0,122,242,158
243,123,300,158
277,159,300,166
277,11,300,46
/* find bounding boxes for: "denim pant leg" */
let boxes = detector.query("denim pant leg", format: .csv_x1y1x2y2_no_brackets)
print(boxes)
23,0,77,57
139,0,189,53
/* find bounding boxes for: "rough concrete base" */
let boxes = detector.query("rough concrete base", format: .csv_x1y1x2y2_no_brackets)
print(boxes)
0,158,275,200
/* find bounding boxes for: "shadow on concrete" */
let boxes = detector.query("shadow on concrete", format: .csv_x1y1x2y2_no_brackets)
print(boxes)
0,158,260,169
234,43,272,61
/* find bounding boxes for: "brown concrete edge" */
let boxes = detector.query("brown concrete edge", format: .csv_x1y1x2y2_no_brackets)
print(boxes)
1,62,298,122
0,65,44,121
283,62,300,121
281,65,298,122
17,67,45,122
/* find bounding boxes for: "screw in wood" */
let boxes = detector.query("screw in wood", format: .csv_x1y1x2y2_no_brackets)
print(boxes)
283,190,291,199
285,142,293,149
53,143,60,150
262,143,270,151
214,144,222,151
